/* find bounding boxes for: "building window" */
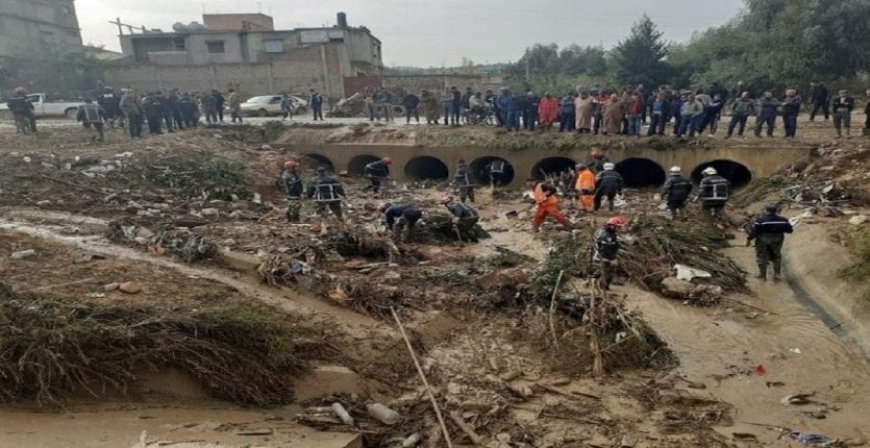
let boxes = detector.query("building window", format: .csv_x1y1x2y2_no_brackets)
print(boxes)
206,40,225,54
173,38,185,50
264,39,283,53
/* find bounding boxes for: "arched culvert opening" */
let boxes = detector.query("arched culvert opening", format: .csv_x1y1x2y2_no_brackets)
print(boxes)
691,160,752,188
614,158,666,188
405,156,449,180
530,157,576,180
348,154,382,176
302,154,334,172
469,156,515,185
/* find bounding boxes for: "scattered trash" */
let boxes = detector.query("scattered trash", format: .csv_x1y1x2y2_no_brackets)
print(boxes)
118,282,142,294
367,403,400,425
765,381,786,388
103,283,120,291
790,347,802,355
753,364,767,376
789,431,843,447
402,433,422,447
331,402,355,426
674,264,712,281
781,393,817,406
10,249,38,260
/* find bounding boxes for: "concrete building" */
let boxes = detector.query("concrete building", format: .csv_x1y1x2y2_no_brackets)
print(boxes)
0,0,82,56
106,12,383,102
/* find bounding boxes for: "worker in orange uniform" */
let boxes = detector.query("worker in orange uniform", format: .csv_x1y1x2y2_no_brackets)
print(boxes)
528,178,572,232
574,163,595,213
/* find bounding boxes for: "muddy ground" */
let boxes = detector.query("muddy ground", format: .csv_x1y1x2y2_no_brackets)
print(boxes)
0,117,868,448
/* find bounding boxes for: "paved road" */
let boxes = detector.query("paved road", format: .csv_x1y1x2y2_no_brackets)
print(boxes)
0,115,430,131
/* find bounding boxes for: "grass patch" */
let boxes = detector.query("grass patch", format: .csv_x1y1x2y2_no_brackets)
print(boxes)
839,227,870,301
0,284,314,406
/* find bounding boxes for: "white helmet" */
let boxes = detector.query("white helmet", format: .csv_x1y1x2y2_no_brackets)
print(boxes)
669,166,682,174
702,167,717,176
603,162,615,171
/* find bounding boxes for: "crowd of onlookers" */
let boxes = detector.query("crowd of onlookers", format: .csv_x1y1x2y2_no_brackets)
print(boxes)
362,82,870,139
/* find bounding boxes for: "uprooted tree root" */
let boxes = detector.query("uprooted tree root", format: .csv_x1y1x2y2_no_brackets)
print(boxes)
137,156,251,201
0,284,321,406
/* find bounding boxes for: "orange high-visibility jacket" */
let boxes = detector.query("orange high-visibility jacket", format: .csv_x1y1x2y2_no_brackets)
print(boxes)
575,169,595,193
534,183,558,207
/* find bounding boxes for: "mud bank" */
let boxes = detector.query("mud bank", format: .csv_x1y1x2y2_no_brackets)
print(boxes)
783,223,870,360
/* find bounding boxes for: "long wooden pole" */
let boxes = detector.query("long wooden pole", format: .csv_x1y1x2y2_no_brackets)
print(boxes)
390,307,454,448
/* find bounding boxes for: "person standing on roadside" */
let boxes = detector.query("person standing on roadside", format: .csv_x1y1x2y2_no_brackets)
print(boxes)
120,88,144,139
402,91,420,124
76,98,107,142
558,91,576,132
865,90,870,132
441,87,455,126
809,82,830,121
746,203,793,281
451,86,462,125
832,89,855,137
754,91,778,138
575,91,594,133
227,88,242,123
781,89,801,138
537,92,559,130
213,89,226,122
726,92,754,139
310,89,325,121
98,86,122,128
281,94,294,121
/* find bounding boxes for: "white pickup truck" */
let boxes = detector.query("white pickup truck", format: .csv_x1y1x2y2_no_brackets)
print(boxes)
0,93,84,120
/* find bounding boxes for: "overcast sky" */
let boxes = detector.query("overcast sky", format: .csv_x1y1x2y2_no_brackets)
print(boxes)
76,0,743,67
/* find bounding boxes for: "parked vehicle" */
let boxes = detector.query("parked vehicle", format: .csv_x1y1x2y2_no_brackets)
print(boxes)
238,95,308,117
0,93,84,120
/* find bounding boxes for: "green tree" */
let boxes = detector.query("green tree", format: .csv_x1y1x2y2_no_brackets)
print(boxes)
0,43,105,98
610,15,672,88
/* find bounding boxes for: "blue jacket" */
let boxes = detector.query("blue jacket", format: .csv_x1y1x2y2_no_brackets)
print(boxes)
376,90,392,103
496,93,511,112
508,96,524,113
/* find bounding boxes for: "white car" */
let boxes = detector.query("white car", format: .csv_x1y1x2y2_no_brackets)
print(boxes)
239,95,308,117
0,93,83,119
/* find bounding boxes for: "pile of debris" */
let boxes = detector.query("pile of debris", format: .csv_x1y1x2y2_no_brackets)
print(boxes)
0,284,315,406
619,215,746,303
106,220,220,263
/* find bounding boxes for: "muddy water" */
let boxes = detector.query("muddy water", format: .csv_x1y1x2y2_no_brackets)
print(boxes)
622,243,870,444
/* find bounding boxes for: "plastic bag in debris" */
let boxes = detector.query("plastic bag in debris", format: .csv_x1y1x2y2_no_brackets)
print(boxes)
674,264,712,281
789,431,842,447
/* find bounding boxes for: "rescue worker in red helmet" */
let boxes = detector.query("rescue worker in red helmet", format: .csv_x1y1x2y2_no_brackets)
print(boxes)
592,216,626,290
363,157,392,196
280,160,304,222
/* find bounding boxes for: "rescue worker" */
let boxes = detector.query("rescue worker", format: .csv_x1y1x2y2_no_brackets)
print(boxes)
746,203,794,281
362,157,392,195
661,166,693,219
832,89,855,137
485,159,507,189
76,98,107,141
574,163,595,213
308,166,345,218
440,196,479,227
594,162,623,212
439,195,481,241
453,159,475,203
379,203,423,242
586,148,610,173
726,92,755,139
699,167,730,218
7,87,35,133
120,88,144,139
98,86,122,128
281,160,304,222
528,178,572,232
592,216,626,290
754,91,778,138
781,89,801,138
